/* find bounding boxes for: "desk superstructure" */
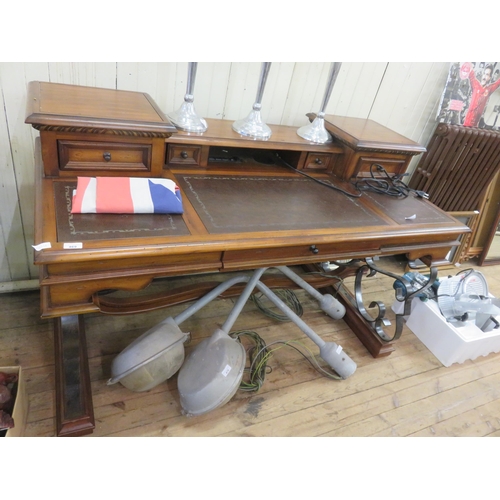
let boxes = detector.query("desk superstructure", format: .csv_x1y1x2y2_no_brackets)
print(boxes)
26,81,467,436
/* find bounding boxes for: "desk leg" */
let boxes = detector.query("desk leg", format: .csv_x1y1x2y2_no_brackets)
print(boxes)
54,315,95,437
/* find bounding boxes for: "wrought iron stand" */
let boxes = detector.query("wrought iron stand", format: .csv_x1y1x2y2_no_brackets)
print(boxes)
305,258,439,357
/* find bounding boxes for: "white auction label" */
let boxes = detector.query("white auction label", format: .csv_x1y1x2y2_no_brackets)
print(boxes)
221,365,232,377
32,242,52,251
63,242,83,249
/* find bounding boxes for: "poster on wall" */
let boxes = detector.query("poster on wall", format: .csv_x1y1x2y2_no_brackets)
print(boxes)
437,62,500,130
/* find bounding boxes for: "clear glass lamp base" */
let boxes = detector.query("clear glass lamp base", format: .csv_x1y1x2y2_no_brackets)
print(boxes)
297,115,332,144
232,109,272,140
167,101,207,133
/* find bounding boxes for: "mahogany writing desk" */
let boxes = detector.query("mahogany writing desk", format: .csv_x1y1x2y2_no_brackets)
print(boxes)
27,82,468,436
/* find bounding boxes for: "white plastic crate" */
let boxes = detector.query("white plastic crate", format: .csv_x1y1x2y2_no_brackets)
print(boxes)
393,298,500,367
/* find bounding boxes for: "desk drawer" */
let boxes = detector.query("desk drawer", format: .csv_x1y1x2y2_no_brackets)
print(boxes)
356,155,407,177
45,251,223,277
167,144,203,166
303,153,332,171
58,140,152,172
223,241,380,269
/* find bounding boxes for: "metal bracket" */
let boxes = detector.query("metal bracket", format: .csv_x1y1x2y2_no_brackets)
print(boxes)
353,257,439,343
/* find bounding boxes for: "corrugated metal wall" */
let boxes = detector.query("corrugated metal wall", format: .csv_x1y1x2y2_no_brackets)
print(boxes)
0,61,451,285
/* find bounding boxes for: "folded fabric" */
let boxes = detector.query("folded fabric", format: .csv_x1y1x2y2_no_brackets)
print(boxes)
71,177,184,214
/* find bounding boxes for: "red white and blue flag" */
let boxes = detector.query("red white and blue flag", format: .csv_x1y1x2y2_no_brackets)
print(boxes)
71,176,184,214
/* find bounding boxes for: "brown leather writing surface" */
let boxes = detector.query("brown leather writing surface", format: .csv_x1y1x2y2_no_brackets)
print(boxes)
363,192,456,225
176,175,387,234
52,175,458,244
53,181,190,242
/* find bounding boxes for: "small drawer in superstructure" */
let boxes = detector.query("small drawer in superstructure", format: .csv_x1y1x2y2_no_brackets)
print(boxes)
58,140,152,172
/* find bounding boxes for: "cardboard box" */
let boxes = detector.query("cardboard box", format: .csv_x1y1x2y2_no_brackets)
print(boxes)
1,366,28,437
397,299,500,367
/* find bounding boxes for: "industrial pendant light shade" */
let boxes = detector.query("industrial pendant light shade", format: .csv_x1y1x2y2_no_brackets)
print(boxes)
107,317,189,392
177,328,246,416
177,268,265,416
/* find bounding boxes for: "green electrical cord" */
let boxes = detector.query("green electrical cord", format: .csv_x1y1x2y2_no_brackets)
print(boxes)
251,288,303,321
230,286,343,392
230,330,342,393
230,330,271,392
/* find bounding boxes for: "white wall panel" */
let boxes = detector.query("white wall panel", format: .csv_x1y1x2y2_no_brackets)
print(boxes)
151,63,183,117
386,63,436,136
197,62,231,119
262,62,296,126
94,63,118,89
332,62,388,119
222,62,267,121
43,62,116,89
0,84,22,281
1,63,50,280
0,61,454,284
281,62,328,126
116,62,163,96
369,62,413,126
402,63,451,176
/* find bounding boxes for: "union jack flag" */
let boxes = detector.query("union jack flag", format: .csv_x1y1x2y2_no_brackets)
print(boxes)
71,177,184,214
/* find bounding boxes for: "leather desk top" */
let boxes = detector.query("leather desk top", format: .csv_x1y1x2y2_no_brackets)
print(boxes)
50,172,459,244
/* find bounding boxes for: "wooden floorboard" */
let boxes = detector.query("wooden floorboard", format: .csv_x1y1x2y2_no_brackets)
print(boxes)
3,256,500,438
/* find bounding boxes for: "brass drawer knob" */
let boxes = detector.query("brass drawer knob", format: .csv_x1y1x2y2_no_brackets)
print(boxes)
103,152,112,162
180,151,189,159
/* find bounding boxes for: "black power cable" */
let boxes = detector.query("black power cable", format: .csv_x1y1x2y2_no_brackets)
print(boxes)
355,164,429,199
274,152,362,198
275,154,428,200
